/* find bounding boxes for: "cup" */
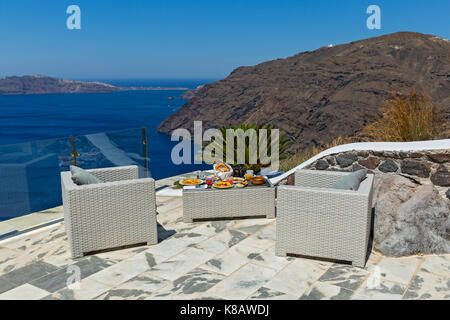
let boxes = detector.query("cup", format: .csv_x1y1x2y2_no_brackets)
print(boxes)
232,165,244,177
197,171,205,180
244,170,253,180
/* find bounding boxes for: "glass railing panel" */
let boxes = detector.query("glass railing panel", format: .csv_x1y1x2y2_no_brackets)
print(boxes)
0,127,148,221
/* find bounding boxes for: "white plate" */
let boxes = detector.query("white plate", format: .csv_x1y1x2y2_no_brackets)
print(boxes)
180,179,204,186
212,183,234,189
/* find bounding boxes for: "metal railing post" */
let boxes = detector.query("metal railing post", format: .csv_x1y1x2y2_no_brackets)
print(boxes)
69,136,80,166
142,127,149,177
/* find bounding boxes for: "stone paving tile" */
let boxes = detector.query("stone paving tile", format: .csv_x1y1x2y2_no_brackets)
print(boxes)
88,251,165,287
419,255,450,278
195,295,226,300
190,221,237,237
149,268,225,300
157,198,182,215
0,260,59,287
48,278,111,300
194,229,250,254
0,223,17,237
237,229,276,251
41,240,73,268
265,259,330,296
371,256,421,284
299,282,354,300
0,283,49,300
208,263,278,300
249,246,294,272
0,277,17,294
97,272,170,300
1,224,70,270
363,251,382,271
403,270,450,300
0,246,19,275
145,237,191,258
147,248,215,281
5,214,53,231
30,256,115,293
352,279,406,300
94,246,148,264
1,223,65,251
201,244,265,276
171,232,209,245
0,229,71,275
30,268,73,293
157,206,183,227
247,287,297,300
156,196,176,205
232,218,273,234
1,191,450,300
317,264,368,291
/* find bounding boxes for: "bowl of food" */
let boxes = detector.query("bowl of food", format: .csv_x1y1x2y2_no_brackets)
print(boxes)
232,177,248,188
250,176,266,185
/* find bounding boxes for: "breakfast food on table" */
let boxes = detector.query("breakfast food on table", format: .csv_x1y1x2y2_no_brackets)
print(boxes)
244,170,254,180
251,176,266,185
215,163,231,172
214,162,233,180
205,178,214,186
181,178,203,186
213,181,233,189
235,180,248,188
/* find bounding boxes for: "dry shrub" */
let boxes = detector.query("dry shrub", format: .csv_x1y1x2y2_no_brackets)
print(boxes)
360,89,442,142
280,90,443,172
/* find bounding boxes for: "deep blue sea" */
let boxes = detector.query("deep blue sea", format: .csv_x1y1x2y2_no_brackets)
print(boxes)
0,79,215,220
0,79,215,179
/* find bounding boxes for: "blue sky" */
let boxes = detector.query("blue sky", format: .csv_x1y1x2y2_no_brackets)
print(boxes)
0,0,449,79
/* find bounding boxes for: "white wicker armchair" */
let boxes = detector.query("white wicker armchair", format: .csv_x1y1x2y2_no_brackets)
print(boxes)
61,165,157,258
275,169,374,267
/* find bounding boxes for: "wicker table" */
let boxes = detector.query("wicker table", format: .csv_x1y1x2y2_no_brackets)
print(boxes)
182,178,275,222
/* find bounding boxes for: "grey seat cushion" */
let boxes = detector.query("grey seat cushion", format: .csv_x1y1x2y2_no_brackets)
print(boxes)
70,165,103,185
331,169,367,191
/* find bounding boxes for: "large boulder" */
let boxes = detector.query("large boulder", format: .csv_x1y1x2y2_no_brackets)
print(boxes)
373,174,450,257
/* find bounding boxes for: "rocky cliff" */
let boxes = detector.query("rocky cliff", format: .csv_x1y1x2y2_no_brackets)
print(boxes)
158,32,450,153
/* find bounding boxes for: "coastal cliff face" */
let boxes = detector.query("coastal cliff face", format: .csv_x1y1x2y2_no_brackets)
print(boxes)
158,32,450,153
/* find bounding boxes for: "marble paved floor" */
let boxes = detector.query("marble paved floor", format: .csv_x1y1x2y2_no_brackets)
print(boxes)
0,194,449,300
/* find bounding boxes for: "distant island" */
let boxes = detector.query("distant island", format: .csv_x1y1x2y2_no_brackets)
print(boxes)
0,75,189,95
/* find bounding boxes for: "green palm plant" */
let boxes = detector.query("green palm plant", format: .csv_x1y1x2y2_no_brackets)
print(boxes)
202,123,293,173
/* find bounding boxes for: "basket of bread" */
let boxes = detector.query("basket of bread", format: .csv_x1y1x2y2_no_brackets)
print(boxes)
213,162,233,180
